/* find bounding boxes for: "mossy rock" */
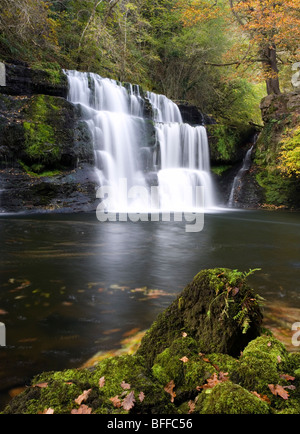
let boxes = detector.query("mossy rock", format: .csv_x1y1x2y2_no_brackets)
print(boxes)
196,381,270,414
151,336,217,401
232,336,300,410
137,268,263,367
2,355,176,414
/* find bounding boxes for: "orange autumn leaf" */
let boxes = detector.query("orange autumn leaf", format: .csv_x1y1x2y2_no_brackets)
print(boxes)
198,372,229,391
188,400,196,414
120,381,131,390
280,374,295,382
180,356,189,363
138,391,145,402
122,391,135,411
110,395,122,408
71,404,92,414
42,408,54,414
164,380,176,403
75,389,92,405
268,384,289,400
251,391,271,404
99,376,105,388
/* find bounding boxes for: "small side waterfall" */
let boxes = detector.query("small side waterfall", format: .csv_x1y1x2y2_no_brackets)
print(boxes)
65,70,216,213
228,145,254,208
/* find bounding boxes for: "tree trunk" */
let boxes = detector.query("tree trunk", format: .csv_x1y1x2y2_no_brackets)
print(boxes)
262,42,281,95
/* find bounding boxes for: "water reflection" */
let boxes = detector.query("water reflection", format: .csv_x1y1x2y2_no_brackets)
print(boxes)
0,209,300,408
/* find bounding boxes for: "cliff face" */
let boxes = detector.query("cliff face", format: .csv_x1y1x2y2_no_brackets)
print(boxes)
251,91,300,209
0,61,98,214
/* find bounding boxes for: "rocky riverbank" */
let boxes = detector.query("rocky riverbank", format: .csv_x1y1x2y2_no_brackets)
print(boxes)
2,268,299,414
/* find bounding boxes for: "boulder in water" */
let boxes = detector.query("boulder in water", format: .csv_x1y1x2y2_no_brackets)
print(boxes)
137,268,263,367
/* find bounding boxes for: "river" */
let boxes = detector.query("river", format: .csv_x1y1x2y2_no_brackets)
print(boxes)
0,209,300,409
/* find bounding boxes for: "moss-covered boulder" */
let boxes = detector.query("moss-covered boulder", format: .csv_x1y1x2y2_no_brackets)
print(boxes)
137,268,263,367
196,381,270,414
2,355,176,415
1,269,299,414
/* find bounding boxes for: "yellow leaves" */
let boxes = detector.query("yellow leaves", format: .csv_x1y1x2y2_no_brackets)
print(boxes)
175,0,223,27
277,126,300,177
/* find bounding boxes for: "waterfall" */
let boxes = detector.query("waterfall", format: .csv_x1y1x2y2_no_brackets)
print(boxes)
228,145,254,208
65,70,216,213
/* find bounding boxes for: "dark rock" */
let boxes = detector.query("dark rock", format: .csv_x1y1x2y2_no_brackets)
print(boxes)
1,62,68,98
137,268,263,368
0,164,99,214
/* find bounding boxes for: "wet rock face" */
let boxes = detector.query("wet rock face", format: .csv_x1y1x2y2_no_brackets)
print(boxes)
0,61,98,213
137,268,263,367
0,62,68,98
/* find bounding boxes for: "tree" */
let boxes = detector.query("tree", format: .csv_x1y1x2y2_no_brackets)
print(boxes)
0,0,59,62
227,0,300,95
177,0,300,95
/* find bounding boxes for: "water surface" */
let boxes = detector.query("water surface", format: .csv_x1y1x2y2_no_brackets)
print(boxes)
0,209,300,409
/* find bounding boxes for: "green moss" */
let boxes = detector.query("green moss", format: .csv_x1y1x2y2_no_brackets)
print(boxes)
137,268,263,367
23,95,62,169
233,336,294,405
92,355,177,414
197,381,270,414
151,337,201,386
211,165,233,176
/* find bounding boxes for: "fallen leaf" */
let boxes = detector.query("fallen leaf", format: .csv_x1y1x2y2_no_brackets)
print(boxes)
164,380,176,403
33,382,48,388
75,389,92,405
121,381,131,390
122,391,135,411
138,391,145,402
280,374,295,381
277,355,282,363
43,408,54,414
268,384,289,400
99,376,105,388
71,404,92,414
199,372,229,391
188,400,195,414
0,309,8,315
110,396,122,408
251,391,271,404
180,356,189,363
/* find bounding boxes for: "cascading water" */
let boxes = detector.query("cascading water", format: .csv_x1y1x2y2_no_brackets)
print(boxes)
228,145,254,208
65,70,216,213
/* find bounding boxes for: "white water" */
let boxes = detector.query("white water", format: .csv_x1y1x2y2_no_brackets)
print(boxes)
228,145,254,208
65,70,216,212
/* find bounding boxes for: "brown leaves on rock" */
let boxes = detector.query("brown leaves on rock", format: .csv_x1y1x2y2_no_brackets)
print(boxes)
122,391,136,411
74,389,92,405
110,395,122,408
120,380,131,390
268,384,289,400
197,372,229,391
164,379,176,402
71,405,92,414
109,381,145,411
99,376,105,388
268,374,295,400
